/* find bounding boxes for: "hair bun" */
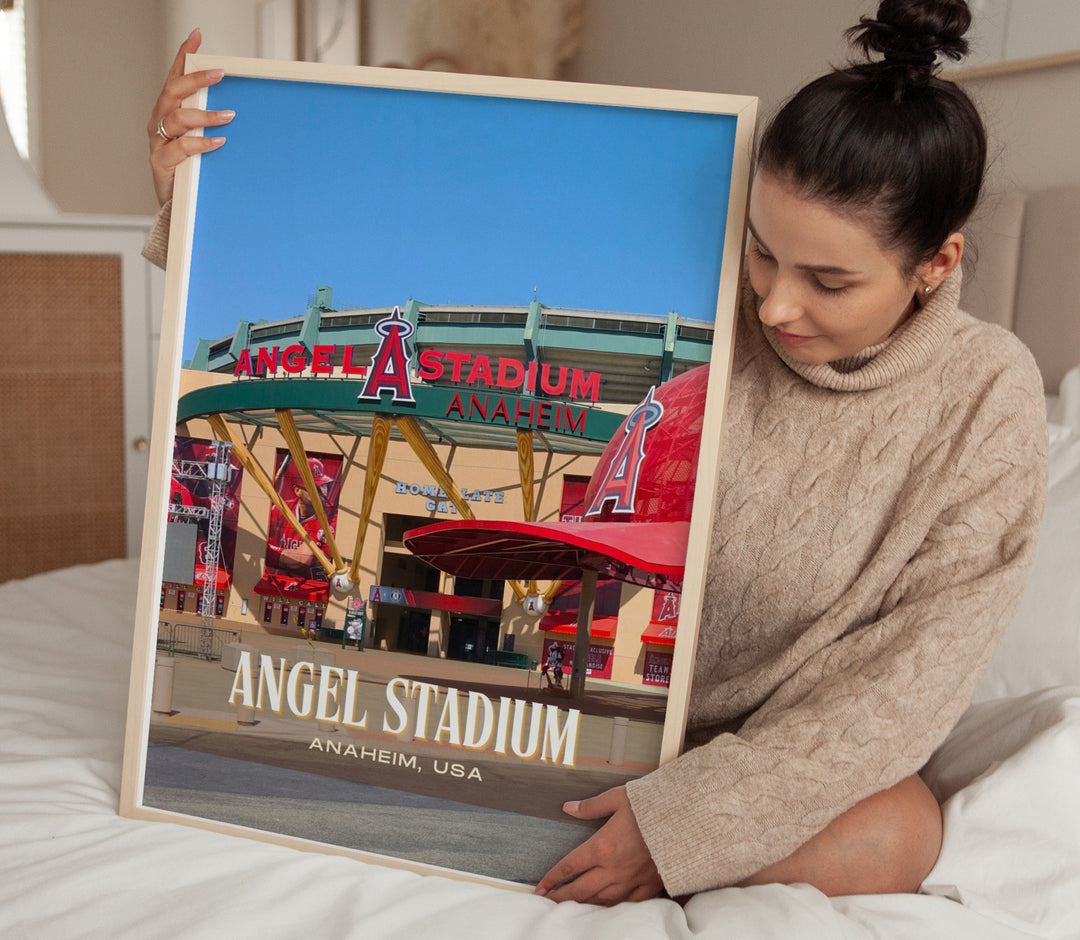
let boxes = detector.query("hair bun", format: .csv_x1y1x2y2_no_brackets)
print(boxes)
847,0,972,78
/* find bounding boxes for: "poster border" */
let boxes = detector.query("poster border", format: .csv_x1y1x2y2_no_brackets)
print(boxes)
119,54,757,891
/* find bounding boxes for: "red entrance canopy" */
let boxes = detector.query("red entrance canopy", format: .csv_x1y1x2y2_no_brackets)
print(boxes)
403,518,688,589
640,620,678,646
253,573,329,602
543,613,618,639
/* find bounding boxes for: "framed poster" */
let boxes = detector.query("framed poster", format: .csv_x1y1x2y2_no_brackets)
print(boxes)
120,54,756,891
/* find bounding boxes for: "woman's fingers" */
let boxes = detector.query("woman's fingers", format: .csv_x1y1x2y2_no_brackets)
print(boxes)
535,787,663,906
154,106,234,143
148,70,227,141
536,842,591,897
149,133,226,204
151,133,227,171
152,69,226,119
148,26,225,143
166,27,202,84
561,787,625,821
150,28,205,121
546,866,608,905
147,28,232,205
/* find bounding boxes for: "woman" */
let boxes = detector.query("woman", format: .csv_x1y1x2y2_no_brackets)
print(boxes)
533,0,1046,904
145,1,1047,905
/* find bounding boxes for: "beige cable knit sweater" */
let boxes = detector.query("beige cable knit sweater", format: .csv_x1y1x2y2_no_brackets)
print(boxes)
142,200,171,270
626,268,1048,896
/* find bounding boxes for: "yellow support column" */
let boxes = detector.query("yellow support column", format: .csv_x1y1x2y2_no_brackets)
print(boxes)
516,428,538,601
347,414,392,585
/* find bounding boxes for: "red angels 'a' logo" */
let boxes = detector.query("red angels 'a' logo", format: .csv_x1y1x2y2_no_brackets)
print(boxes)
657,591,679,623
357,307,416,403
585,386,664,517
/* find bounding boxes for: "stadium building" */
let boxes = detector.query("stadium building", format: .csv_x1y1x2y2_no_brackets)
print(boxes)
163,286,715,687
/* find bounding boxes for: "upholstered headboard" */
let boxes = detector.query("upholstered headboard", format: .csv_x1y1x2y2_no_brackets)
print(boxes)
961,186,1080,394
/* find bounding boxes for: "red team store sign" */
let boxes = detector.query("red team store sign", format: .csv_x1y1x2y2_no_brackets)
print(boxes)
642,589,680,687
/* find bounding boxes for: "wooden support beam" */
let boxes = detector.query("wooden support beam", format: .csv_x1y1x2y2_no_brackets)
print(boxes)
347,413,392,584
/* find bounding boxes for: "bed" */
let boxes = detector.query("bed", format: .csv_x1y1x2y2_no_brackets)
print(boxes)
3,195,1080,938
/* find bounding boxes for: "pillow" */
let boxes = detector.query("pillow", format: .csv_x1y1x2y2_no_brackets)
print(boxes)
973,363,1080,702
1046,359,1080,430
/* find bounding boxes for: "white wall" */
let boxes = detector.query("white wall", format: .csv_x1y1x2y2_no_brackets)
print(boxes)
22,0,1080,217
31,0,276,217
162,1,265,61
35,0,165,216
967,0,1080,68
565,0,859,115
30,0,367,216
961,61,1080,193
565,0,1080,195
0,97,55,215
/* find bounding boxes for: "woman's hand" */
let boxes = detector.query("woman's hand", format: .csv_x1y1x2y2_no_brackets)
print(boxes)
147,28,234,206
534,786,663,905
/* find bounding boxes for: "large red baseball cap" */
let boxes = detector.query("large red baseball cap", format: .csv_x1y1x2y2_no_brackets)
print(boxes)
403,363,709,591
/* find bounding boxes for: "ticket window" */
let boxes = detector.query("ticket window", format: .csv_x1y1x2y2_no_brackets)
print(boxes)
312,607,323,629
216,594,225,616
160,585,166,610
196,590,204,612
280,603,291,626
263,601,273,624
176,589,186,612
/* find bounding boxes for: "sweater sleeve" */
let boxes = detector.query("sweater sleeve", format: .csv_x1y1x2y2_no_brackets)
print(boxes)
626,372,1048,897
141,200,172,271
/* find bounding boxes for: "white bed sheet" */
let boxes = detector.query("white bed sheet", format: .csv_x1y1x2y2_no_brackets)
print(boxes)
2,559,1078,939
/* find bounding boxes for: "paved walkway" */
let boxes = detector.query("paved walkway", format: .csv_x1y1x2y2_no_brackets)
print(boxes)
149,639,668,818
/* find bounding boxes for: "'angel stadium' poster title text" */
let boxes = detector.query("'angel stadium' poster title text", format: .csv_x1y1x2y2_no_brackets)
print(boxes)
227,651,581,768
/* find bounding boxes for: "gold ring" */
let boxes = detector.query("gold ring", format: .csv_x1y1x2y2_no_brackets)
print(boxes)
157,117,180,141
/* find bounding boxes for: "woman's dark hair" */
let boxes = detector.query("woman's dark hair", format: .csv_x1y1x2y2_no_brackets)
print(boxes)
757,0,986,274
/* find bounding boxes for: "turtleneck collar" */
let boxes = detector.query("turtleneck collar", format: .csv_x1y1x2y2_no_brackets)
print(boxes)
751,267,964,391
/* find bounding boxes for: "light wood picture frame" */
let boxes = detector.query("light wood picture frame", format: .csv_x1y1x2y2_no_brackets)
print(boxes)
120,54,756,890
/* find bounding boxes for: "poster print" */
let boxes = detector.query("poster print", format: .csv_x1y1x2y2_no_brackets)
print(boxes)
121,55,756,890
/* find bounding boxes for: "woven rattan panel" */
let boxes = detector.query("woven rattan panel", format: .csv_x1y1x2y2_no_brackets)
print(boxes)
0,253,125,581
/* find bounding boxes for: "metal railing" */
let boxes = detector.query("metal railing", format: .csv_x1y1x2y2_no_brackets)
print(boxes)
156,620,240,661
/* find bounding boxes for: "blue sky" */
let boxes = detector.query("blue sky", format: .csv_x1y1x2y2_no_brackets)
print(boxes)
182,74,738,360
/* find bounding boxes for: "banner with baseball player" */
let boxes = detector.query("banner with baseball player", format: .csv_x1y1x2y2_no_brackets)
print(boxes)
265,450,344,584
